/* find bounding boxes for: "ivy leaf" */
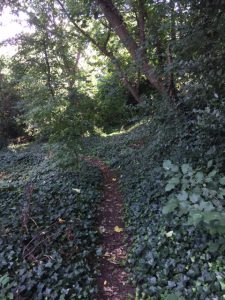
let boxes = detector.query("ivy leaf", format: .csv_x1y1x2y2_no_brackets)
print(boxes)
7,293,14,300
171,165,179,172
216,274,225,291
177,191,188,201
181,164,192,174
207,160,213,168
165,293,184,300
195,172,204,183
165,183,176,192
187,212,202,226
163,160,173,171
203,211,221,224
199,201,214,212
165,177,180,192
208,169,217,178
218,188,225,198
189,194,199,203
219,177,225,185
0,274,10,286
96,247,103,256
208,242,219,253
169,177,180,185
162,199,178,214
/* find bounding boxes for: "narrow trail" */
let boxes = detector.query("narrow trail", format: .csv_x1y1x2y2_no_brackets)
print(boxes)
86,157,135,300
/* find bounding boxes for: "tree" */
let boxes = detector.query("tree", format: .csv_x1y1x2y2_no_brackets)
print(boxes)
56,0,142,104
0,72,21,147
95,0,166,95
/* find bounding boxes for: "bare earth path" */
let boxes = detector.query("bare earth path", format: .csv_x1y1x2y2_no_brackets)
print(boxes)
85,157,135,300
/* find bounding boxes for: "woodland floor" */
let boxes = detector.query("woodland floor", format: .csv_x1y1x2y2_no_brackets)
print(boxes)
86,157,135,300
3,118,225,299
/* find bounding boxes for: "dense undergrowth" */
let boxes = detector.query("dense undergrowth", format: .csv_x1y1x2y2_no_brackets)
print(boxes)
1,2,225,299
85,101,225,300
0,143,103,299
2,100,225,299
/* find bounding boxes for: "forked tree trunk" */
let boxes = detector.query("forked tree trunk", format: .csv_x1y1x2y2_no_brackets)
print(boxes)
96,0,167,96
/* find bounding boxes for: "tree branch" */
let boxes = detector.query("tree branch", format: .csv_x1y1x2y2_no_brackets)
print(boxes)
96,0,166,95
56,0,141,103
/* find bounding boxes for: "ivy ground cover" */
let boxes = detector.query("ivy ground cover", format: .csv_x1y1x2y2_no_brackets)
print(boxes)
0,143,103,300
86,115,225,300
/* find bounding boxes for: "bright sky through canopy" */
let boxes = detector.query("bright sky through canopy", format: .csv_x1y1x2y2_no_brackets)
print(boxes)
0,7,33,56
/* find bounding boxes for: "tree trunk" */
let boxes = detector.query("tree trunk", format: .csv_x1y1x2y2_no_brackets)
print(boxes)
96,0,166,96
167,45,178,102
42,39,55,99
167,0,178,102
120,73,141,104
134,0,147,95
56,0,142,104
137,0,147,57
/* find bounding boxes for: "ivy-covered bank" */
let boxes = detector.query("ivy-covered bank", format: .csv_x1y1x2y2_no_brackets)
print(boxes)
2,110,225,300
86,109,225,299
0,143,103,299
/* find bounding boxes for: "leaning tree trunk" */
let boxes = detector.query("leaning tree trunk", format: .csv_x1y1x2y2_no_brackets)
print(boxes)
56,0,142,104
96,0,167,96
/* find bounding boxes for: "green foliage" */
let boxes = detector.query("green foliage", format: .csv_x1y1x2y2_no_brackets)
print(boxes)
16,66,95,157
0,144,103,299
7,5,94,147
0,273,14,300
48,96,96,162
1,1,225,299
85,105,225,299
95,71,154,132
95,72,130,132
0,73,22,147
162,160,225,234
174,3,225,113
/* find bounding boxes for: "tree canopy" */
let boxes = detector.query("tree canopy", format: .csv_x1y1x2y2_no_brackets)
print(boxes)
1,1,225,299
